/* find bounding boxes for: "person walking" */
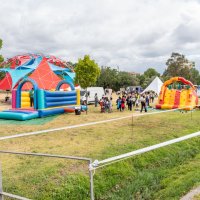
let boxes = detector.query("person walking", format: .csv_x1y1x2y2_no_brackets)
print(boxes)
140,95,147,113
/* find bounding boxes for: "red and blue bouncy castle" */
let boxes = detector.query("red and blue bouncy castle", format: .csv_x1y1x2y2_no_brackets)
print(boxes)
0,78,84,120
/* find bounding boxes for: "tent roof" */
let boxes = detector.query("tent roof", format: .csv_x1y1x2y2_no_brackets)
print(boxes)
27,58,62,90
0,68,33,89
0,73,12,90
141,76,163,94
16,56,42,70
10,68,33,88
48,62,71,72
64,71,75,80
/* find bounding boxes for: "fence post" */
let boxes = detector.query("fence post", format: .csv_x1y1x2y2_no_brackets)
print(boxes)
0,162,3,200
89,160,94,200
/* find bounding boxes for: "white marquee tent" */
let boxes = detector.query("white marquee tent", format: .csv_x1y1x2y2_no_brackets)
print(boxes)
141,76,163,94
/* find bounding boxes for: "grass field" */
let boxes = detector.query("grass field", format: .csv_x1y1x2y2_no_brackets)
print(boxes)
0,93,200,199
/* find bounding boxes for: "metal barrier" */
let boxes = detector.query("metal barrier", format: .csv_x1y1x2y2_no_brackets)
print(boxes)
0,151,94,200
0,108,198,199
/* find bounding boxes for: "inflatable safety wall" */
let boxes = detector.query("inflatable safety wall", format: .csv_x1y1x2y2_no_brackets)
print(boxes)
156,77,198,110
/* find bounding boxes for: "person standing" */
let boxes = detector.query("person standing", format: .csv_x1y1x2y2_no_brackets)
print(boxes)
140,95,147,113
121,96,126,111
132,94,136,107
94,93,98,107
30,88,34,107
146,93,150,107
129,96,133,111
126,96,130,110
135,93,140,109
116,96,122,111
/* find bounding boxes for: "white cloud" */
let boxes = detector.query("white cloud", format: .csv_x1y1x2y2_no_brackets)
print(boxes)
1,0,200,73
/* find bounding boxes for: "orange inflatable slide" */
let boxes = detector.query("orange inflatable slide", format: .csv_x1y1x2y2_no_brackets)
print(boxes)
156,77,198,110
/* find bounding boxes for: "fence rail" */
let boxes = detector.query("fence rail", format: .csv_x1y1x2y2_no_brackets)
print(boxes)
90,130,200,169
0,108,199,199
0,151,94,200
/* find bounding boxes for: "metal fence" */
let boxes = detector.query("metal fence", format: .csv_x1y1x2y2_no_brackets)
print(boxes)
0,151,94,200
0,108,199,199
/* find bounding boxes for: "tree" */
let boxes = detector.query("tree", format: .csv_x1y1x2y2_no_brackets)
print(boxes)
163,52,200,84
96,67,118,90
116,71,139,90
75,55,100,113
75,55,100,88
189,68,200,85
0,38,5,80
0,38,4,63
96,67,140,91
144,68,160,78
163,52,193,78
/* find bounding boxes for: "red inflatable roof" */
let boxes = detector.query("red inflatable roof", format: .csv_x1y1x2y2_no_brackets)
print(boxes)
0,73,12,90
24,58,62,90
0,53,73,90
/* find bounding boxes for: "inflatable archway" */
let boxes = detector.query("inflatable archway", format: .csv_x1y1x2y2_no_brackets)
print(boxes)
16,78,38,109
56,80,75,91
156,77,198,110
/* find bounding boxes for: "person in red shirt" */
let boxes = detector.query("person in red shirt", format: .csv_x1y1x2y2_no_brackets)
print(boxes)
121,96,126,111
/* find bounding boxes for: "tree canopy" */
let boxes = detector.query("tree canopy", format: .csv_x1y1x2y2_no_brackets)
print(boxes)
144,68,160,78
74,55,100,88
96,67,140,91
96,67,118,90
0,38,4,63
162,52,200,84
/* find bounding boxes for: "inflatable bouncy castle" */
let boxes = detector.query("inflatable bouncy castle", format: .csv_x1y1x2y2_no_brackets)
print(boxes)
156,77,198,110
0,53,86,120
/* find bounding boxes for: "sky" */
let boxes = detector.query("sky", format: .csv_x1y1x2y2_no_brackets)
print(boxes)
1,0,200,74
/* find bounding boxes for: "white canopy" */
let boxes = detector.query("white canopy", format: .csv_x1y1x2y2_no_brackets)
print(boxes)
141,76,163,94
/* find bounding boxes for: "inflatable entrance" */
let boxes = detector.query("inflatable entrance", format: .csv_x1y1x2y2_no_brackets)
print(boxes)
156,77,198,110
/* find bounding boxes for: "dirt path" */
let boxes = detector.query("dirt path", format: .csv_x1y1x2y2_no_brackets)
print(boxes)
181,186,200,200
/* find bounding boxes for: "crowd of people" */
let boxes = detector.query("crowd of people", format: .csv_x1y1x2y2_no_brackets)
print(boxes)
95,92,156,113
95,93,113,113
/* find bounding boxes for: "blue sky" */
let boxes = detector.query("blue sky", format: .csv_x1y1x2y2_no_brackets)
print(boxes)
1,0,200,73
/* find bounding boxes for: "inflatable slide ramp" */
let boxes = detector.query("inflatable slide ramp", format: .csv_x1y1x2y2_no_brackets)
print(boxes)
156,77,198,111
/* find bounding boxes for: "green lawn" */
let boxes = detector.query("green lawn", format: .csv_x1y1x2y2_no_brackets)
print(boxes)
194,194,200,200
0,107,200,199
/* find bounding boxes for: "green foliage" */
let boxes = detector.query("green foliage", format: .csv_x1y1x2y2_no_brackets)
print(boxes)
74,55,100,88
0,38,5,80
137,68,160,88
96,67,118,90
189,68,200,85
96,67,139,91
163,52,200,84
116,71,139,90
96,67,161,90
144,68,160,78
0,71,6,80
0,38,4,63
